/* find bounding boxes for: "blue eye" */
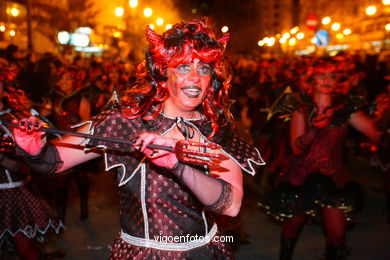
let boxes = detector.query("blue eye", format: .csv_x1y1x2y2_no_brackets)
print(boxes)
176,65,191,74
198,65,211,76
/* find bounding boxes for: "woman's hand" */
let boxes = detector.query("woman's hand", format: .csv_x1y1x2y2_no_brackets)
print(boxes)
134,132,179,169
12,117,46,156
311,107,335,128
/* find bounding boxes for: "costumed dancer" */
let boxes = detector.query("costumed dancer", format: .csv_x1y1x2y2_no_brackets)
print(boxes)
259,58,382,260
370,78,390,224
13,20,265,258
0,66,63,259
46,66,91,222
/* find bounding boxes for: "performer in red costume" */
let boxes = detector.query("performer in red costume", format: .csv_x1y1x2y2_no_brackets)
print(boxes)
13,20,264,259
0,66,63,260
260,58,382,260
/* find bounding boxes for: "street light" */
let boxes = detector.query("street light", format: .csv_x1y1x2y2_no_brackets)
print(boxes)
129,0,138,8
343,28,352,35
288,37,297,46
282,32,290,39
115,7,124,17
290,26,299,34
336,33,344,39
331,23,341,31
365,6,377,16
279,38,287,44
156,18,164,26
266,37,276,46
144,8,152,17
10,8,20,17
221,26,229,33
322,17,331,25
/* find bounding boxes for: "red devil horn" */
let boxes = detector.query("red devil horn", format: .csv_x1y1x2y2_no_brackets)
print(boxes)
145,25,163,47
218,33,230,48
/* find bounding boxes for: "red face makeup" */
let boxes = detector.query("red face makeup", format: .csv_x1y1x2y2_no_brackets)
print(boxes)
164,58,211,115
314,72,338,94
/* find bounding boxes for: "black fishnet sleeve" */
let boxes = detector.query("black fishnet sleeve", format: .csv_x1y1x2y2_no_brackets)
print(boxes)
172,162,233,214
15,142,63,174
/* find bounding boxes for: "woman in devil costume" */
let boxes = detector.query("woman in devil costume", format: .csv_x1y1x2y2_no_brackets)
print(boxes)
45,66,92,223
371,78,390,224
13,20,265,259
260,58,382,260
0,66,63,259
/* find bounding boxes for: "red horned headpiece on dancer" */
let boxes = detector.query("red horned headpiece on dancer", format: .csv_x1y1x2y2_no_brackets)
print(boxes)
301,57,348,96
122,19,233,139
56,66,87,91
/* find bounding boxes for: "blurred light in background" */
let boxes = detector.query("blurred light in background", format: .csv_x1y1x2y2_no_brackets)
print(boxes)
144,8,152,17
113,31,122,38
343,28,352,35
290,26,299,34
156,18,164,26
71,33,89,47
331,23,341,31
266,37,275,46
383,0,390,5
221,26,229,33
365,6,377,16
386,23,390,31
75,27,92,35
129,0,138,8
58,31,70,44
322,17,331,25
115,7,124,17
279,38,287,44
296,32,305,39
0,25,5,32
10,8,20,17
148,24,155,29
311,37,317,44
282,32,290,39
257,40,264,46
336,33,344,39
9,30,15,37
288,37,297,46
166,24,172,30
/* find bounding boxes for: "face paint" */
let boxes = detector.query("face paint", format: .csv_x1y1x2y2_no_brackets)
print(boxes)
314,72,338,93
164,58,212,116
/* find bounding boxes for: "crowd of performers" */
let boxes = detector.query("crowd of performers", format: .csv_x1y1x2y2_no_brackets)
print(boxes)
0,45,139,259
239,54,389,259
0,19,389,260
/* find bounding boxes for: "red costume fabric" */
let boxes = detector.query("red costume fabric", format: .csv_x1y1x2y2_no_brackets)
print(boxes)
80,108,264,258
277,123,350,188
0,120,63,247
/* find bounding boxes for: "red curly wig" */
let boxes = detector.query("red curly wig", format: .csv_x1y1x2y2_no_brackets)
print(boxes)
300,58,348,96
121,19,233,139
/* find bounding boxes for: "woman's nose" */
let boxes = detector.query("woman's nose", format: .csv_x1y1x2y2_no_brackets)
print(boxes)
188,69,200,82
